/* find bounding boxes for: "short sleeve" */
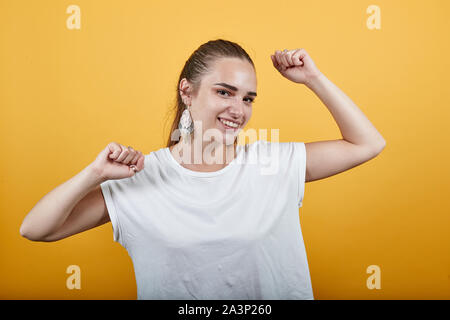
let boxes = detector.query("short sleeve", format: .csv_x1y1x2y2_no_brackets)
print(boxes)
100,180,127,248
292,142,307,208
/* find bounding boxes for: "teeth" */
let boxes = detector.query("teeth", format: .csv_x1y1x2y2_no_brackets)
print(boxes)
219,118,239,128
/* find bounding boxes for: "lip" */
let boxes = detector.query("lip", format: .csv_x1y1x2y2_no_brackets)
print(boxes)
217,117,240,131
217,117,242,125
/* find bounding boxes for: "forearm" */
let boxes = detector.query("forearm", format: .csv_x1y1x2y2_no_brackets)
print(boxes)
306,73,386,150
20,163,105,240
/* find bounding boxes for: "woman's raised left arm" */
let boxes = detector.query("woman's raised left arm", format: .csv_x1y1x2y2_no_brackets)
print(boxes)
271,49,386,182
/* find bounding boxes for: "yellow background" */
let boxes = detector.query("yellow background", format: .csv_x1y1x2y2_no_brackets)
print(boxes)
1,0,449,299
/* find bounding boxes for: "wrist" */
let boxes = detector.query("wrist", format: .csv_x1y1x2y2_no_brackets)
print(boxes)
305,72,325,90
85,163,107,185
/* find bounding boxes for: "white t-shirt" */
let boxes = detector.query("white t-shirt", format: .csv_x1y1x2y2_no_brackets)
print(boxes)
100,140,313,300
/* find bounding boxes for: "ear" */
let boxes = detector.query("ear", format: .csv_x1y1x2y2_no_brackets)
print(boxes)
179,78,193,106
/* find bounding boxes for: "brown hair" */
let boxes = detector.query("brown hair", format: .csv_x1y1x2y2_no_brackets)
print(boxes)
164,39,255,148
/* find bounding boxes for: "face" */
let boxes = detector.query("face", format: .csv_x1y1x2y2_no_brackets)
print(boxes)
179,57,257,145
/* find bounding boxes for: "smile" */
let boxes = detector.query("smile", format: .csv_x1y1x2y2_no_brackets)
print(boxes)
217,117,240,130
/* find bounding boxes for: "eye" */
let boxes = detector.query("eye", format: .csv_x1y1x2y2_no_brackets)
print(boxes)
217,89,230,96
217,89,254,104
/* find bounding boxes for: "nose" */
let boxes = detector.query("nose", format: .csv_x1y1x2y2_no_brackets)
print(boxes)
228,99,245,120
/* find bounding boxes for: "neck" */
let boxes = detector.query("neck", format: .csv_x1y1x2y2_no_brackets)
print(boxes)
170,135,238,171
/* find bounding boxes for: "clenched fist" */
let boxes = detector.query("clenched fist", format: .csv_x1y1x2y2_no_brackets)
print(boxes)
91,142,145,182
270,48,322,86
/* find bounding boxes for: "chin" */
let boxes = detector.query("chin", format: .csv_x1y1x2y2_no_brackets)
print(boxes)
223,136,236,145
224,130,241,145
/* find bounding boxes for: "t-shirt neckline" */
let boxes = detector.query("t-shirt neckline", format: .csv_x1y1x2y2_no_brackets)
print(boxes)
164,145,243,177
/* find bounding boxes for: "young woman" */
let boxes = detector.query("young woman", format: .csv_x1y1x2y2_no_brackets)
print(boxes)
20,39,386,300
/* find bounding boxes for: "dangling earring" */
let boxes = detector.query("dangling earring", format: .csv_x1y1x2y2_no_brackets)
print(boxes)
178,105,194,143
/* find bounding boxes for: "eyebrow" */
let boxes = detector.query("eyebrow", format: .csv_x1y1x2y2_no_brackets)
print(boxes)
213,83,257,97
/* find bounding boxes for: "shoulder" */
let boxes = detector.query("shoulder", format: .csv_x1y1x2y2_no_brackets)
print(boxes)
141,145,180,169
242,140,305,158
239,140,305,175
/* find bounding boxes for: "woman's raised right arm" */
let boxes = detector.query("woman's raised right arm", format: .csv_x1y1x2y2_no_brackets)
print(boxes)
20,142,145,242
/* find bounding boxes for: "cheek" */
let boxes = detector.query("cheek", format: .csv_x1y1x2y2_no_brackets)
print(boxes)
244,108,252,123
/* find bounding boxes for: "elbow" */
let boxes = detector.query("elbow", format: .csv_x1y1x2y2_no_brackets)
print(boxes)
19,223,29,239
371,138,386,157
19,223,51,242
19,224,36,241
377,138,386,153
